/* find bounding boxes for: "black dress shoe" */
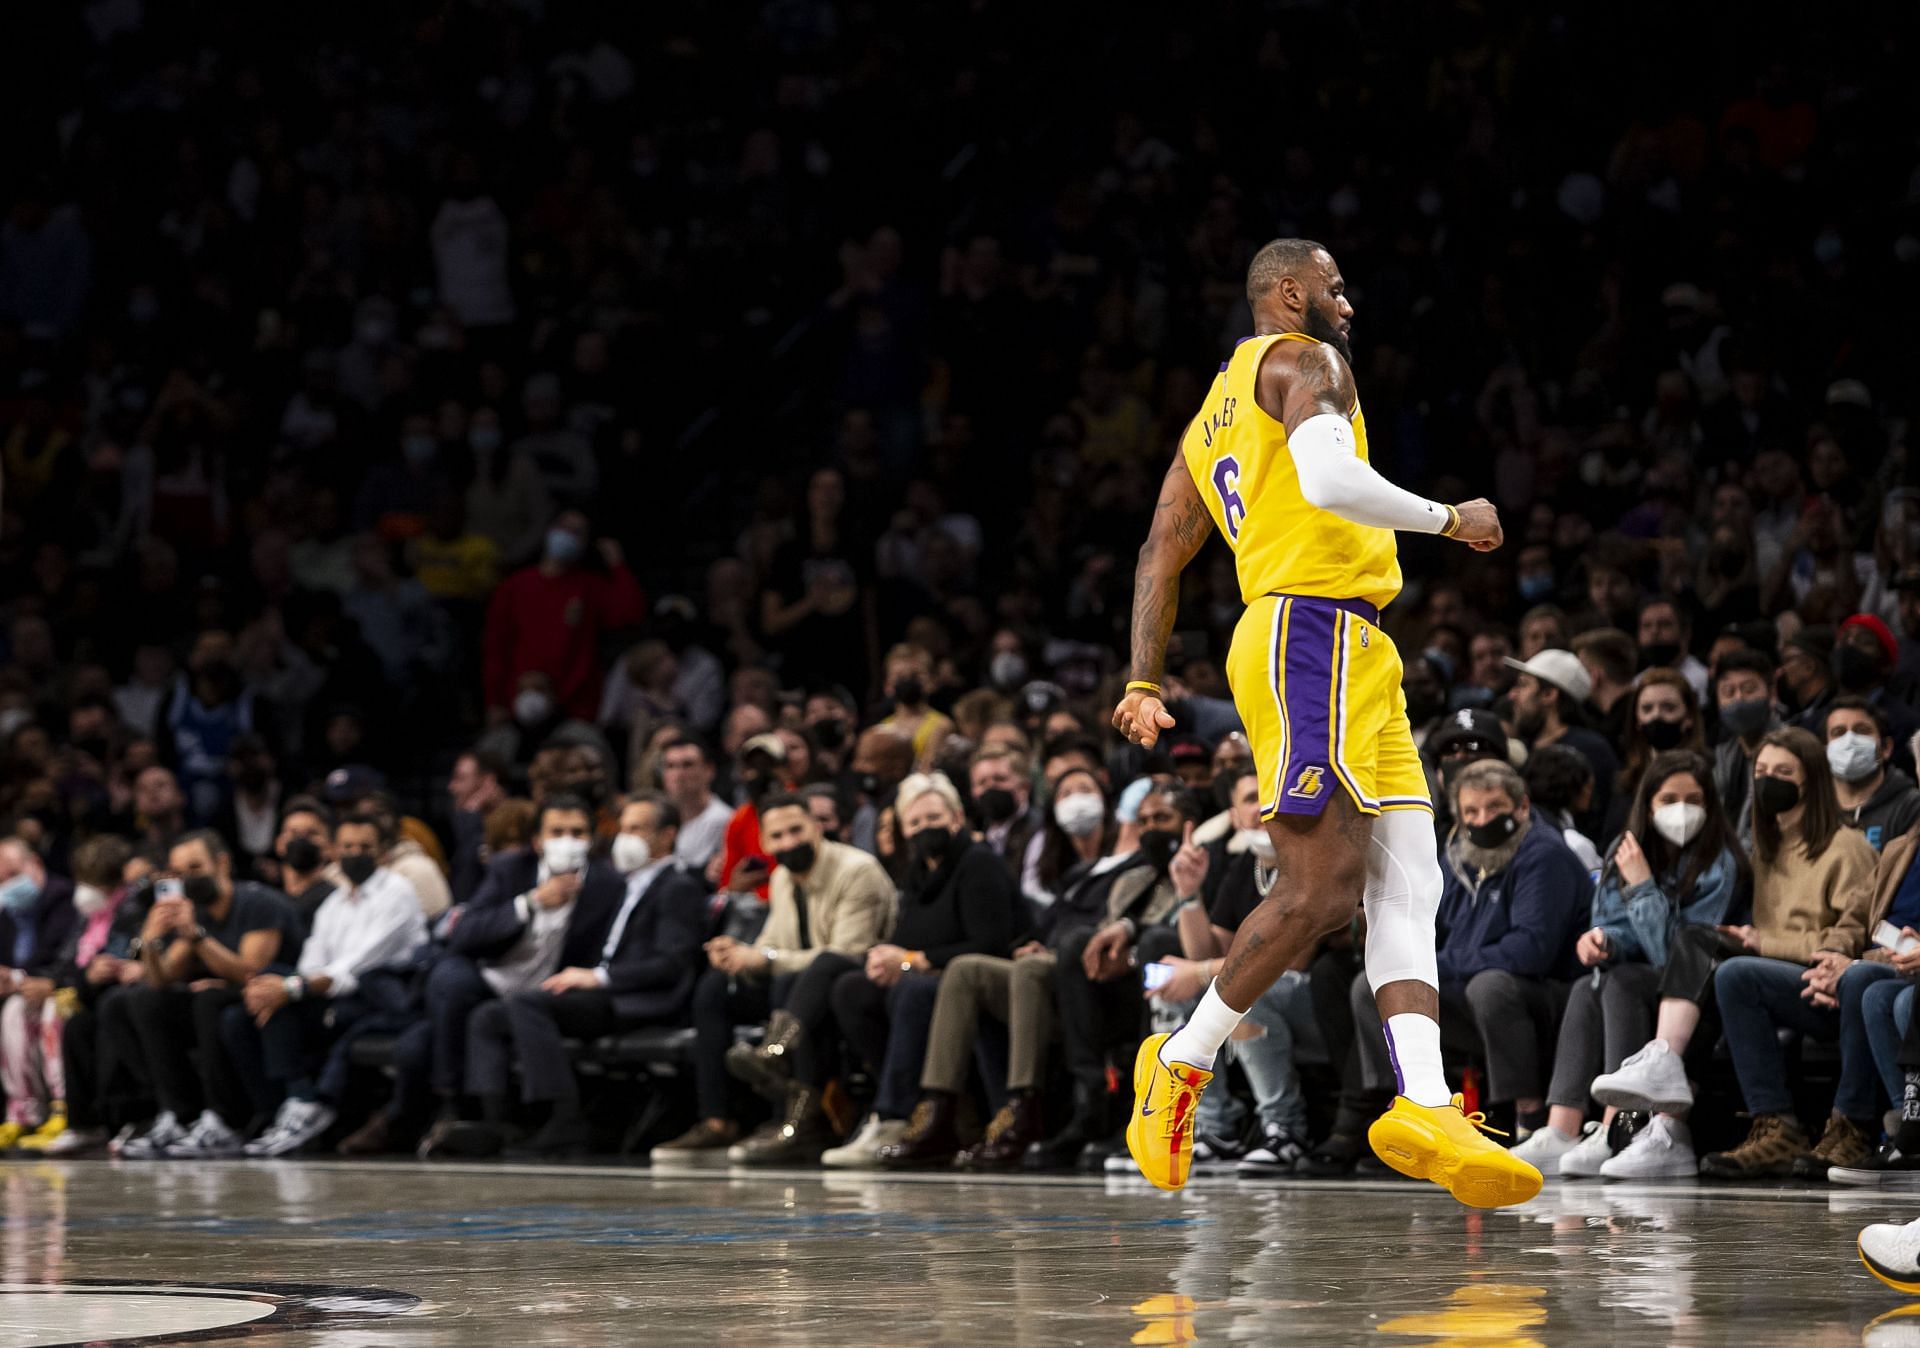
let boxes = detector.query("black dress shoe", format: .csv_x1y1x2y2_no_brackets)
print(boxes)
506,1117,591,1161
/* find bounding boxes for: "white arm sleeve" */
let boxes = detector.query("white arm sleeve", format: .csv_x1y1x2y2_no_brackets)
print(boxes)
1289,413,1450,534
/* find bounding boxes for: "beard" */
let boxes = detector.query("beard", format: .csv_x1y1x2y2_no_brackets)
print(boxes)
1303,304,1352,363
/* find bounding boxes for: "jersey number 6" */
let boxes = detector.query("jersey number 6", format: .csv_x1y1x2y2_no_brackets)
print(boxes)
1212,456,1246,541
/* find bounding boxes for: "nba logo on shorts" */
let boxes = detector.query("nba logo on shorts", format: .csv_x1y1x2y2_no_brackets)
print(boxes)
1288,765,1327,799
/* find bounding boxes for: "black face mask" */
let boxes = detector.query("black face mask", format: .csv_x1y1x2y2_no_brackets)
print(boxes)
340,854,377,886
1833,645,1883,693
282,837,322,874
853,772,883,800
975,788,1020,826
910,826,954,865
182,874,220,910
1719,698,1772,739
1464,814,1519,850
743,773,775,803
1138,828,1182,871
1640,717,1687,751
1755,776,1802,816
892,676,926,708
773,842,817,874
813,718,849,751
1639,642,1681,671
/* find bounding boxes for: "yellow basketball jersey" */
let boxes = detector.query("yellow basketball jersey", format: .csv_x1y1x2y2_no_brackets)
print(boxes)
1179,333,1402,610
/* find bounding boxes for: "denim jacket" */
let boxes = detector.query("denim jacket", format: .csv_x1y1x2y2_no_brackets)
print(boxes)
1590,844,1741,969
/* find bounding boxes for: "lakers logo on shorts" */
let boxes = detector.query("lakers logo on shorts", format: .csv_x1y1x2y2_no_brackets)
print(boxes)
1287,765,1327,800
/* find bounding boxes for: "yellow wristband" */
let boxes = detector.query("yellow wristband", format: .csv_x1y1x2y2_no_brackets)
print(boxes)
1440,504,1461,538
902,951,923,972
1126,680,1163,696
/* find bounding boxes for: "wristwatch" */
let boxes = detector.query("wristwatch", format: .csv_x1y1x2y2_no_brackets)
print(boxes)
760,946,779,967
190,926,209,943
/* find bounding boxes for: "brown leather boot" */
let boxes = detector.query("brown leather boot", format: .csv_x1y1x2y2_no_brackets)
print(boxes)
876,1093,960,1168
730,1084,833,1166
955,1093,1043,1171
336,1110,396,1156
726,1011,805,1104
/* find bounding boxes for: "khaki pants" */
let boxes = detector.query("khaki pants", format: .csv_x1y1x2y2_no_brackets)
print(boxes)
921,953,1056,1094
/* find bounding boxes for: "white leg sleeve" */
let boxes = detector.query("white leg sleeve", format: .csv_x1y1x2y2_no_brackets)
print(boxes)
1362,808,1443,994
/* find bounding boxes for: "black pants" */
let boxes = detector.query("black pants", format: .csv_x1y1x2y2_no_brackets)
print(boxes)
66,987,152,1131
1660,923,1746,1004
107,983,252,1126
423,955,498,1096
691,967,797,1121
830,970,942,1119
1352,968,1568,1105
1052,930,1149,1097
467,989,653,1106
1310,944,1386,1137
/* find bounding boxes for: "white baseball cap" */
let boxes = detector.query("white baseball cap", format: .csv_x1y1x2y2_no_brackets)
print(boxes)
1504,649,1592,704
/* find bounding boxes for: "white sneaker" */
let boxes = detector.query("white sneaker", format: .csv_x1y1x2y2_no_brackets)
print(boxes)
1507,1124,1579,1174
1589,1041,1693,1115
821,1115,909,1169
242,1099,338,1157
1558,1121,1615,1177
41,1127,108,1157
118,1111,186,1160
1860,1216,1920,1293
1599,1114,1696,1179
164,1110,244,1159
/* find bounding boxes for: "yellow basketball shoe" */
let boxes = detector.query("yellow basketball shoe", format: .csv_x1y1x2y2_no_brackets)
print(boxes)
1125,1033,1215,1192
1366,1094,1543,1209
15,1111,67,1152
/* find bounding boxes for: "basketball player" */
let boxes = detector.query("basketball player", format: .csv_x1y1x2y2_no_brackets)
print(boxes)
1113,239,1542,1208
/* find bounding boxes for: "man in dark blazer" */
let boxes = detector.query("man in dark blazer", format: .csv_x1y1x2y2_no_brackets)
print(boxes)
465,792,709,1156
407,794,623,1158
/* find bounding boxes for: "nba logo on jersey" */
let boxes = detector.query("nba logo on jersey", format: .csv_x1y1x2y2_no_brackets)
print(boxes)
1288,765,1327,799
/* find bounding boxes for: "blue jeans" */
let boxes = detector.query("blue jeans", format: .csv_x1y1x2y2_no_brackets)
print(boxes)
1865,977,1918,1106
1195,971,1324,1141
1836,960,1903,1119
1715,956,1842,1118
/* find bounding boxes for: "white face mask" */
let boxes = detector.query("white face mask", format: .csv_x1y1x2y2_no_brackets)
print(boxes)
73,883,109,918
514,689,554,726
1650,802,1707,848
1234,827,1276,863
542,836,589,875
1827,731,1881,783
611,834,652,875
1052,793,1105,838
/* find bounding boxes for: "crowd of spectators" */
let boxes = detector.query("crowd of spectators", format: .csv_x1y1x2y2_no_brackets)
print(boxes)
5,2,1920,1181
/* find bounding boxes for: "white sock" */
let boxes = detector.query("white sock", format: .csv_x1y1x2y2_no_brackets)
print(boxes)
1163,983,1246,1070
1384,1013,1451,1108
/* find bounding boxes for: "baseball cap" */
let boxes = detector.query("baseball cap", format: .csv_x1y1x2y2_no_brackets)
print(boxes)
741,733,789,762
1166,736,1209,765
1503,649,1592,704
322,764,387,805
1426,708,1511,762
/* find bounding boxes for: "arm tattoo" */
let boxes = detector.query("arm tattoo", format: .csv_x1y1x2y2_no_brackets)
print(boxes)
1220,928,1264,985
1129,454,1213,683
1286,344,1359,430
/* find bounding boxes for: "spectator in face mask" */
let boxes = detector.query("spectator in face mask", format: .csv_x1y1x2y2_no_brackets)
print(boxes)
110,830,302,1160
1608,670,1706,838
1824,697,1920,851
1573,627,1639,745
878,644,955,772
415,796,625,1158
1836,613,1920,772
845,724,915,857
273,797,337,921
969,745,1039,889
1712,650,1780,847
482,508,646,727
1637,597,1710,703
802,783,846,841
711,734,789,900
1028,784,1207,1171
1778,625,1837,733
986,630,1032,693
802,688,859,776
1423,709,1514,833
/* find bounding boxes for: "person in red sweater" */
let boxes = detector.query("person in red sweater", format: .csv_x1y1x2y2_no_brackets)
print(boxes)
710,734,794,903
483,510,645,724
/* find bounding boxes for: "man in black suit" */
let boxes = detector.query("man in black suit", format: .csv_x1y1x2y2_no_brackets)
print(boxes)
408,794,624,1157
464,792,709,1156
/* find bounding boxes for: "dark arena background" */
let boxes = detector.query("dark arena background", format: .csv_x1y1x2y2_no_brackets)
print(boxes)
0,1,1918,1343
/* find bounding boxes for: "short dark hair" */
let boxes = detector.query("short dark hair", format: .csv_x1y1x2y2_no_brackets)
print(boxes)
463,746,511,782
1247,238,1327,307
1523,744,1593,815
800,782,846,820
279,795,334,833
536,793,594,831
171,828,229,864
757,791,807,820
1572,629,1636,684
1713,648,1776,686
1638,594,1689,630
1827,694,1892,742
623,790,680,832
659,736,710,765
337,810,391,844
1142,782,1206,825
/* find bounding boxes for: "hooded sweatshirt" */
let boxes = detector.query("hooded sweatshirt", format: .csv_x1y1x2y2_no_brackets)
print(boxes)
1839,767,1920,853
